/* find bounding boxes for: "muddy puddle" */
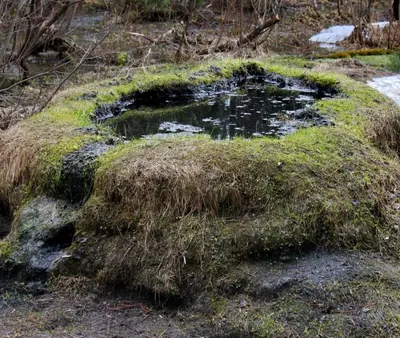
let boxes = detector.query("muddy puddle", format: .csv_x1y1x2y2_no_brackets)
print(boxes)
101,78,333,140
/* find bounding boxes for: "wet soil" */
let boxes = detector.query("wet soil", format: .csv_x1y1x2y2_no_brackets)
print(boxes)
0,214,11,239
59,142,115,203
2,250,400,337
0,292,191,338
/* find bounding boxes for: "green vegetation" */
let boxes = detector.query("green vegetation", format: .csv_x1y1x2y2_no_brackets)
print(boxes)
354,54,392,70
322,48,394,59
0,241,12,261
317,48,398,71
116,52,129,66
210,297,229,318
388,51,400,72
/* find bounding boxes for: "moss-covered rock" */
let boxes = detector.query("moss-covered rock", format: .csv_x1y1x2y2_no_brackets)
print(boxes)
6,197,78,279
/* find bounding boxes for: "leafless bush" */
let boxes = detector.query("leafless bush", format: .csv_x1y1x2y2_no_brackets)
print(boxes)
0,0,82,83
335,0,377,21
250,0,281,19
0,0,120,129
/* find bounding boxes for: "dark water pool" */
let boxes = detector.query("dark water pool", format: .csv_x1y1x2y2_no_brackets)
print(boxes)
106,82,331,140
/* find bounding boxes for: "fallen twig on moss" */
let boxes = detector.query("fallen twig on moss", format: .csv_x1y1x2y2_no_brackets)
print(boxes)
108,303,151,313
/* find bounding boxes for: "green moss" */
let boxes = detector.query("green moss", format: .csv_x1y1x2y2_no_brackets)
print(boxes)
322,48,393,59
0,241,13,260
30,99,95,128
210,297,229,318
116,52,129,66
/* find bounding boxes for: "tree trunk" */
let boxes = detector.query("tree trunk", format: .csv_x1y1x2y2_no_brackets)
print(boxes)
394,0,400,21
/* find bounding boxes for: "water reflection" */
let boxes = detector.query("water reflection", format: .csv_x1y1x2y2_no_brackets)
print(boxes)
108,83,329,140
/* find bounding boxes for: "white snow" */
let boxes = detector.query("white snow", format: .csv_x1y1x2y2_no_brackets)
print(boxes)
309,22,390,49
368,75,400,106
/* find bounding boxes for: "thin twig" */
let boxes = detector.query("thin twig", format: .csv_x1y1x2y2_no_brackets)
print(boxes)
39,22,118,112
0,58,74,93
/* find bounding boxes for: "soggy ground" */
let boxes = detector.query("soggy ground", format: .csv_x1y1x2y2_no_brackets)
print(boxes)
2,250,400,337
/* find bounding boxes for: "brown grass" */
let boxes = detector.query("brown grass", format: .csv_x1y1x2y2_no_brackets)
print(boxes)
0,120,76,214
0,123,48,212
370,109,400,154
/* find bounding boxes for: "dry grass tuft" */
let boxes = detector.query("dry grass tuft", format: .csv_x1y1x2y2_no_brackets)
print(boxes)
48,276,98,299
0,120,81,213
370,108,400,154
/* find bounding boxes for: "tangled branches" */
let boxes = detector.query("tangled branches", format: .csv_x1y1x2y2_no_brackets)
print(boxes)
0,0,82,83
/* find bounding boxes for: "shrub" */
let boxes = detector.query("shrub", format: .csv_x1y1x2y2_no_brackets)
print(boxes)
111,0,203,20
116,52,128,66
388,51,400,72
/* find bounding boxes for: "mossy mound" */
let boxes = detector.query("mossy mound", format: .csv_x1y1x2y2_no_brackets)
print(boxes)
76,126,400,295
0,59,400,302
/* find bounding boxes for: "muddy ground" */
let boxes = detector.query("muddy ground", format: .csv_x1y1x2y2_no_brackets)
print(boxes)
2,250,400,337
